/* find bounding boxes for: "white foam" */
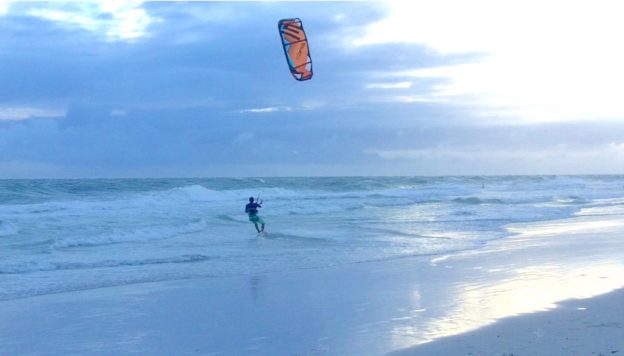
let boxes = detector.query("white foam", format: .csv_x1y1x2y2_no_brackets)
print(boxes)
507,216,624,237
53,219,208,248
575,197,624,216
0,254,211,274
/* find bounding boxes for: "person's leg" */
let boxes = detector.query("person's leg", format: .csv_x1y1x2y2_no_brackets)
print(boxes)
254,223,261,233
254,216,265,233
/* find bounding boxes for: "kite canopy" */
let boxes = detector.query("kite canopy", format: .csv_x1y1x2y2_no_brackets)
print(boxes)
278,18,313,81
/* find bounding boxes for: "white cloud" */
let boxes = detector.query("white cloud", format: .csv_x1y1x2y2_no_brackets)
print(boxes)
27,1,156,41
0,107,66,121
356,0,624,124
379,95,445,104
366,148,535,161
299,100,326,110
233,132,255,145
609,142,624,153
365,82,413,89
334,13,345,21
0,1,10,16
364,143,624,174
110,109,126,117
239,106,292,114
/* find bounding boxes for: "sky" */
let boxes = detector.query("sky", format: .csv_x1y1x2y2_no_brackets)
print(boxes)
1,0,623,178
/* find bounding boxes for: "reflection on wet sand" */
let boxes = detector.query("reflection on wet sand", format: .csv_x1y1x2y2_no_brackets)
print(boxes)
389,215,624,349
405,262,624,346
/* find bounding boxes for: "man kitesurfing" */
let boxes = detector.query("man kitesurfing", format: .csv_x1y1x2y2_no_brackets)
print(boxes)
245,197,266,233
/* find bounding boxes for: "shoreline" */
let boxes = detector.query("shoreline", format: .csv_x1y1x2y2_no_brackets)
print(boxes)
1,212,624,355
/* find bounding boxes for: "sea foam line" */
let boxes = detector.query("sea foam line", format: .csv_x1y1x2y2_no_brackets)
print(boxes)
0,254,211,274
53,219,208,248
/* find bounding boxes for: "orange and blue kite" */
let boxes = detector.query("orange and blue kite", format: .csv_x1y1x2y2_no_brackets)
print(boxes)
278,18,313,81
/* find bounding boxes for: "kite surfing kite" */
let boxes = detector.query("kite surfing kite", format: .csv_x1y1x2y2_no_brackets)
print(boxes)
277,18,313,81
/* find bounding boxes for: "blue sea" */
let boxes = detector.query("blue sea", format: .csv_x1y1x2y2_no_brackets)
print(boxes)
1,176,623,300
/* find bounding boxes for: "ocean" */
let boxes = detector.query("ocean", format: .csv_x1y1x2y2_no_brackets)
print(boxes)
1,176,623,301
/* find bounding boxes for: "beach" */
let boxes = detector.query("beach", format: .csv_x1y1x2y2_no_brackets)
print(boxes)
3,0,624,353
394,288,624,355
2,199,623,355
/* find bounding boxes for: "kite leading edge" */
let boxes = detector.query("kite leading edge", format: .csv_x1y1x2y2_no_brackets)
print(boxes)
278,18,313,81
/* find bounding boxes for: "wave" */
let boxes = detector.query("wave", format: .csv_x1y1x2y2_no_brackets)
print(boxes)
0,254,211,274
576,197,624,216
587,197,624,206
53,220,208,248
365,227,453,239
452,197,504,205
0,221,18,236
0,182,486,220
551,195,587,205
216,214,247,223
164,185,306,202
261,232,335,244
0,185,308,216
507,175,589,188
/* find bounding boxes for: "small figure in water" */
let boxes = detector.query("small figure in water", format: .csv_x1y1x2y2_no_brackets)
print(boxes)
245,197,265,233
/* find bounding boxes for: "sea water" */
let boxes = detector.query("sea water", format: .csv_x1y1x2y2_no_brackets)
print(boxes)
1,176,623,300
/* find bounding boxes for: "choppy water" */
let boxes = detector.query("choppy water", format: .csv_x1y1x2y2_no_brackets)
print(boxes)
1,176,623,300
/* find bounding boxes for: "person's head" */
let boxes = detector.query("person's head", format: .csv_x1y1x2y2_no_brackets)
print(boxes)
249,197,254,203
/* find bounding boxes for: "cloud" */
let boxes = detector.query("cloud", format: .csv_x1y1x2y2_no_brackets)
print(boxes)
0,160,68,179
609,142,624,153
232,132,255,145
1,2,621,177
364,142,624,175
0,107,66,121
365,147,543,161
355,0,624,124
365,82,413,89
110,109,126,117
0,1,9,16
378,95,446,104
25,1,157,41
239,107,292,114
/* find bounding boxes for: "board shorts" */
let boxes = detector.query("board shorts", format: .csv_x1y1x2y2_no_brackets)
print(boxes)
249,215,265,224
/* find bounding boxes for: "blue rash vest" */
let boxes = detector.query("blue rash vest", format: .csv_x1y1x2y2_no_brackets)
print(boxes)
245,202,261,216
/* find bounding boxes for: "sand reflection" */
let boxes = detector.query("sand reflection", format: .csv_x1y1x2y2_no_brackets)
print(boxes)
390,215,624,348
392,261,624,348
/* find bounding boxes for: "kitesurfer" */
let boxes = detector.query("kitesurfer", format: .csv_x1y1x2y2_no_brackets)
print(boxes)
245,197,265,233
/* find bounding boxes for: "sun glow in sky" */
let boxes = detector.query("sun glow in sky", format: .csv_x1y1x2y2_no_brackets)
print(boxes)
357,0,624,123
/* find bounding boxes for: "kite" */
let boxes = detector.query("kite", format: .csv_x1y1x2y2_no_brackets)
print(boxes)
277,18,313,81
